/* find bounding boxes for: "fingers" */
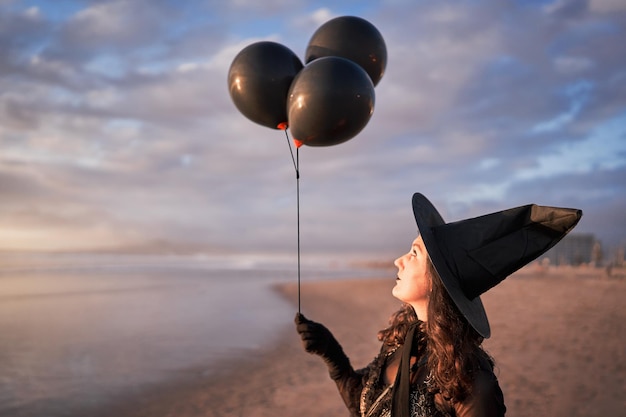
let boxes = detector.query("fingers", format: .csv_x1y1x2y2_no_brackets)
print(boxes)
296,320,320,336
300,331,325,354
294,312,309,325
295,313,318,335
295,312,317,326
294,314,329,354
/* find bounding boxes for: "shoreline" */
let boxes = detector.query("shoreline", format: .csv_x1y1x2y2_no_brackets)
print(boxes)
72,272,624,417
84,277,396,417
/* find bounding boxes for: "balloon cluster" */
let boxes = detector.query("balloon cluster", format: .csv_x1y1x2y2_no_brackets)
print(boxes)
227,16,387,147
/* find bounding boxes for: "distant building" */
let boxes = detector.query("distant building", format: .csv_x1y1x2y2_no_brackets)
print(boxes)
539,233,596,266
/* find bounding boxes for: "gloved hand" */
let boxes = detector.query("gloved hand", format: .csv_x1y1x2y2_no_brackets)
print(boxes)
295,312,351,380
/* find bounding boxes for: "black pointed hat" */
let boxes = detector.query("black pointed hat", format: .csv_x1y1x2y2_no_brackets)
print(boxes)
412,193,582,338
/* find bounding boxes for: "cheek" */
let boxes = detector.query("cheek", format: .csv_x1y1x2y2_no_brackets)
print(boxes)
399,273,429,302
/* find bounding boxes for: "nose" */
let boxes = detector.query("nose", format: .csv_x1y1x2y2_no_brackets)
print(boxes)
394,256,402,269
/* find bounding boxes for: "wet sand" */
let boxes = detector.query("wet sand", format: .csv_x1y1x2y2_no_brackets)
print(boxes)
95,267,625,417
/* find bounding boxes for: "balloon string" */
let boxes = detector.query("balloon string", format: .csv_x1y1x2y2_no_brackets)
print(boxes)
284,130,301,313
296,147,301,314
285,130,300,179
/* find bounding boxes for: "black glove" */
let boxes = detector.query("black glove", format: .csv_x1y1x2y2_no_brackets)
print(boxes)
295,312,351,380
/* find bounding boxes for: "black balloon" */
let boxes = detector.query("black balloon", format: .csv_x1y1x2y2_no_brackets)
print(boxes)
228,41,303,129
287,56,375,147
305,16,387,86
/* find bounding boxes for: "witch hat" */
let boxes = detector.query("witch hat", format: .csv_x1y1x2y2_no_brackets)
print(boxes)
412,193,582,338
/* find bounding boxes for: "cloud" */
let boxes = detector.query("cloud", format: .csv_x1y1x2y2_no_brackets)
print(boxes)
0,0,624,258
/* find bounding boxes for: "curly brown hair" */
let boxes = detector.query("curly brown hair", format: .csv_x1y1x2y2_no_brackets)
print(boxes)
377,259,493,403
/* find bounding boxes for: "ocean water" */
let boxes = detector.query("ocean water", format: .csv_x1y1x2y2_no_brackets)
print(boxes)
0,252,381,417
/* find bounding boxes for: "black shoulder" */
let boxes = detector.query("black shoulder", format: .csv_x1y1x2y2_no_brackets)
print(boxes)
453,367,506,417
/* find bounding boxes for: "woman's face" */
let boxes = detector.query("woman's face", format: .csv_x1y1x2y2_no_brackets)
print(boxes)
392,235,431,315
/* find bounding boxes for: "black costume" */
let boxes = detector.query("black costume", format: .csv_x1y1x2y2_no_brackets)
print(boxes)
296,314,505,417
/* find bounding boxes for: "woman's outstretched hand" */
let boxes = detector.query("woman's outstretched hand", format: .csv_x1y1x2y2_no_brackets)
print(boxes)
294,312,351,380
294,312,335,355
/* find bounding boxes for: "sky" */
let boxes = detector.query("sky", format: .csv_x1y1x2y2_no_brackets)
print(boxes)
0,0,625,262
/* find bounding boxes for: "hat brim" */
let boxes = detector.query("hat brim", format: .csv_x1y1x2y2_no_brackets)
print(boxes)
412,193,491,338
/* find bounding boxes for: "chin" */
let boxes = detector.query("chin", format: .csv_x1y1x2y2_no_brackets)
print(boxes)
391,286,402,301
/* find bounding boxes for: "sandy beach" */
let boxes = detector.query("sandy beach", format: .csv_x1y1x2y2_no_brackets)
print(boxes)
90,267,625,417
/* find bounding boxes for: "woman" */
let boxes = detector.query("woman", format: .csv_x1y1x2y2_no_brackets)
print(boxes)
296,193,582,417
